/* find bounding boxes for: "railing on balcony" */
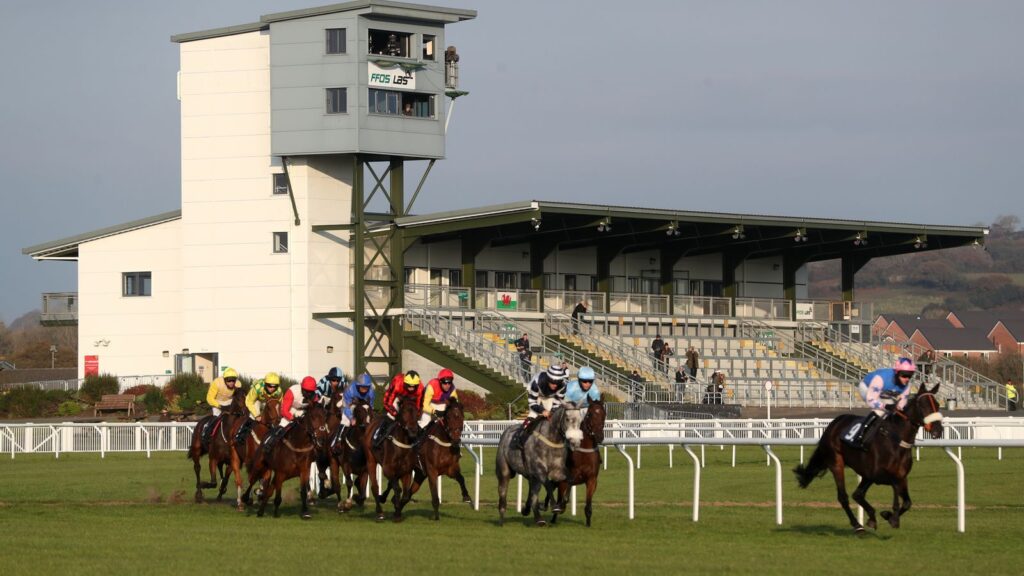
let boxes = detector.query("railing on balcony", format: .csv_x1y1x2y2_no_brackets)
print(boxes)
672,295,732,317
734,298,792,320
542,291,607,314
40,292,78,325
473,288,541,312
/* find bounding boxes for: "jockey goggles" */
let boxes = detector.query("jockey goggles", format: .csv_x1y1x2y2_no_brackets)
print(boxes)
896,371,914,379
440,378,453,385
579,379,594,384
225,377,238,384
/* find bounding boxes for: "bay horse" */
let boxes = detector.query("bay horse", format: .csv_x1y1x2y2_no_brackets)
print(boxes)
363,395,420,522
794,382,944,533
329,399,374,512
410,397,472,520
495,406,572,527
314,387,346,502
550,398,606,527
187,387,247,503
255,401,330,519
229,398,280,511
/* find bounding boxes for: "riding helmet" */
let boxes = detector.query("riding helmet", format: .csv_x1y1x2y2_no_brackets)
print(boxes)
546,365,566,381
357,373,373,388
403,371,422,387
577,366,596,381
327,366,345,381
893,357,916,373
300,376,317,392
438,368,455,381
264,372,280,386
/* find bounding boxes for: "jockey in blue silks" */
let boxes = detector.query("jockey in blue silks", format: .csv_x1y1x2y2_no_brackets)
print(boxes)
850,357,916,449
564,366,600,407
341,373,376,427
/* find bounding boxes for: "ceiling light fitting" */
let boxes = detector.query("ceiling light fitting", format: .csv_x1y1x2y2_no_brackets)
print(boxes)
853,232,868,246
731,225,745,240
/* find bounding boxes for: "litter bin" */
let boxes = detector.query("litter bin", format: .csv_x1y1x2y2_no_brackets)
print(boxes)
946,399,957,411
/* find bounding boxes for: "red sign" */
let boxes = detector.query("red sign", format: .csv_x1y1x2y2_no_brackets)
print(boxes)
84,355,99,377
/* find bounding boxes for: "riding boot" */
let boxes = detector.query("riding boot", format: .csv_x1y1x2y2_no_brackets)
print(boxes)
373,418,394,449
516,418,540,450
201,416,218,447
412,425,429,448
853,412,880,450
234,418,253,446
263,425,285,455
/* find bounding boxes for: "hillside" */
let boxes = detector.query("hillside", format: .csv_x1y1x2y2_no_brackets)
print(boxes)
808,215,1024,316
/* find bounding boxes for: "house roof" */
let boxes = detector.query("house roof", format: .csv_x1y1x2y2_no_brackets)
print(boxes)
21,210,181,260
993,318,1024,342
171,0,476,43
914,326,996,352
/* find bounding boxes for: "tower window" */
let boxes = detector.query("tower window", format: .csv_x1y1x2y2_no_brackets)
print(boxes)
368,29,411,58
325,28,346,54
272,173,289,195
326,87,347,114
273,232,288,254
123,272,152,297
368,89,435,118
422,34,436,61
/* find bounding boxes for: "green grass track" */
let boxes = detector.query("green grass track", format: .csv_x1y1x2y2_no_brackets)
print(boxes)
2,447,1023,575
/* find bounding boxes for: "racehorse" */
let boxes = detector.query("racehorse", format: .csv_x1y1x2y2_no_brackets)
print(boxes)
794,382,944,533
187,387,247,503
254,401,330,519
314,387,346,502
229,398,280,511
329,399,374,512
363,395,420,522
495,406,573,527
550,398,606,527
409,397,472,520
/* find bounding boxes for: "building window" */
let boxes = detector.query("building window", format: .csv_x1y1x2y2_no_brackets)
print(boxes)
326,87,347,114
123,272,152,297
422,34,436,60
475,270,489,288
368,88,435,118
448,269,462,287
368,29,411,58
325,28,346,54
273,232,288,254
272,173,289,195
494,271,518,290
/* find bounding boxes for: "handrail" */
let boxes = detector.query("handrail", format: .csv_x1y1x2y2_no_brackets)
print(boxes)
403,308,523,384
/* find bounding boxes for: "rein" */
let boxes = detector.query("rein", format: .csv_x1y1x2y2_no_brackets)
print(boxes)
532,430,565,449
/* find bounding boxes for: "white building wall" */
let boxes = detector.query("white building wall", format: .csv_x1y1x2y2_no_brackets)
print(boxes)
179,31,303,379
77,221,182,378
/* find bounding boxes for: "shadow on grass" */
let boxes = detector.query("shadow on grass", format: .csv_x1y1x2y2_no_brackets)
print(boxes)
776,524,894,540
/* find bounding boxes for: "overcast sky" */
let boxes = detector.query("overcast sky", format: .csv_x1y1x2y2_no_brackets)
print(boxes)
2,0,1022,323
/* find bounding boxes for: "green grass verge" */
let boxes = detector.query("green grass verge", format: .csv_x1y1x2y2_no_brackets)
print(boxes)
1,447,1023,575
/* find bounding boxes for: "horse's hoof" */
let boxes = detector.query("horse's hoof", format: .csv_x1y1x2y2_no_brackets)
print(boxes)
462,496,472,504
237,504,245,512
392,515,404,523
552,505,564,514
853,526,865,535
194,494,203,504
376,514,386,522
535,520,547,527
301,512,312,520
866,519,877,530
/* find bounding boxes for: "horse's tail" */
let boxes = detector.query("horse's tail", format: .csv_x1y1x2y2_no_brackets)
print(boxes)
793,440,830,489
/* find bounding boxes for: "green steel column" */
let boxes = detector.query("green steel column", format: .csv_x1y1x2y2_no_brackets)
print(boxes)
841,254,869,302
389,158,405,377
722,251,737,315
530,239,558,313
352,155,365,376
783,253,808,320
462,236,486,310
660,246,686,315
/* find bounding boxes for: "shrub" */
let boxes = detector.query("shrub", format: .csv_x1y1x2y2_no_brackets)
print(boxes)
141,387,166,414
79,373,120,403
163,373,207,413
0,388,72,418
57,400,83,416
459,390,506,420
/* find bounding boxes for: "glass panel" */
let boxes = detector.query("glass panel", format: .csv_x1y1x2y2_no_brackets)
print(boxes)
326,28,346,54
422,34,436,60
273,173,288,195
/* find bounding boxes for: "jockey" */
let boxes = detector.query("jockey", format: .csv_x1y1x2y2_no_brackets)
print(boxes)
316,366,346,406
417,368,459,445
235,372,282,444
202,367,240,445
263,376,317,454
851,357,916,449
564,366,600,408
373,371,424,448
515,364,567,449
341,373,376,426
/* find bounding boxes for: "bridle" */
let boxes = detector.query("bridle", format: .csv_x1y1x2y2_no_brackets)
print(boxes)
894,392,944,434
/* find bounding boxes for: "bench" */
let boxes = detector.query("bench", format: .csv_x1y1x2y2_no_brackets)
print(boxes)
94,394,136,417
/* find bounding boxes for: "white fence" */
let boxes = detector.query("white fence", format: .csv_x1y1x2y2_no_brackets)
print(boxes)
3,417,1023,533
0,374,173,393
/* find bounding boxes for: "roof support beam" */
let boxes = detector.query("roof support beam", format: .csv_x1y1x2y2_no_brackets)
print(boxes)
842,254,871,302
530,238,559,312
659,245,689,315
461,233,488,310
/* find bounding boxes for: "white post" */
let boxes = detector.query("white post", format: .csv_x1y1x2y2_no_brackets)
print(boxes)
683,445,701,522
614,445,635,520
944,447,967,533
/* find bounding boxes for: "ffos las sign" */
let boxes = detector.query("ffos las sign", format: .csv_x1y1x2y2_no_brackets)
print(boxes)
368,61,416,90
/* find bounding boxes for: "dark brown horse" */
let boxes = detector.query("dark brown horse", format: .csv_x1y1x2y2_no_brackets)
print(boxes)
188,387,247,503
794,382,944,533
363,395,420,522
229,398,280,511
550,398,606,526
410,397,472,520
314,388,345,502
329,399,374,513
255,401,330,519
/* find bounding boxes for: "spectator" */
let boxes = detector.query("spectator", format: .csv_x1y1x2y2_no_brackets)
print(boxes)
660,343,673,375
571,299,588,335
674,363,687,402
651,334,665,372
917,348,935,376
704,370,726,405
628,369,644,403
514,332,532,384
685,345,699,381
1008,379,1018,412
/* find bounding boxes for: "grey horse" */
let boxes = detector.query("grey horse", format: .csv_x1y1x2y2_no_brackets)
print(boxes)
496,406,578,526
